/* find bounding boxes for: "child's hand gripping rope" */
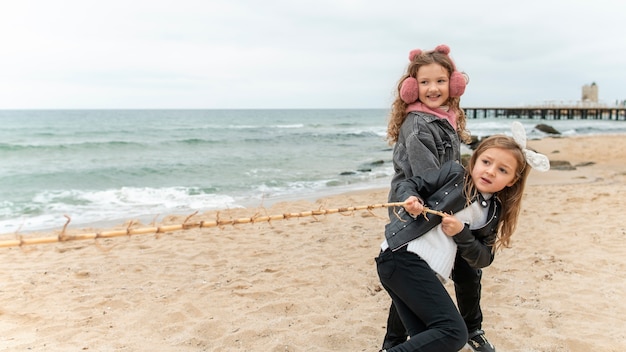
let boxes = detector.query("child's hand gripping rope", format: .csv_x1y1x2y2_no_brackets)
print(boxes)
387,197,448,221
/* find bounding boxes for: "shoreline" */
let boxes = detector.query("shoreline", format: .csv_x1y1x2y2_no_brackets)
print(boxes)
3,133,624,237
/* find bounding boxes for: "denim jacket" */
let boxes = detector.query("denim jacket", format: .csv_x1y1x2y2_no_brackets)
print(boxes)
389,111,461,203
385,161,500,268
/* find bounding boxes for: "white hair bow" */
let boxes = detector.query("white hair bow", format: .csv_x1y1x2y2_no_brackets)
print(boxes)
511,122,550,172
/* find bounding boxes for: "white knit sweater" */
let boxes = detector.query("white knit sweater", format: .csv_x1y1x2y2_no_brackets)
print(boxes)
381,193,492,282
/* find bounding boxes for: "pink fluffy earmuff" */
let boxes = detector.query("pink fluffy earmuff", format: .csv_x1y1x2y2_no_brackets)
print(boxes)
399,44,467,104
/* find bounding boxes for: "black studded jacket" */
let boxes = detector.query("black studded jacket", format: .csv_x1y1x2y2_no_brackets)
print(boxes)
384,161,500,268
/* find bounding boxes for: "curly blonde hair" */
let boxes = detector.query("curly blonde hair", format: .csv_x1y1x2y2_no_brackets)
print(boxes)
386,49,471,145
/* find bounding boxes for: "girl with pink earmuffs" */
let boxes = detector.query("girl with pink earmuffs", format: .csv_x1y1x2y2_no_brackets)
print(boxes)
381,45,496,352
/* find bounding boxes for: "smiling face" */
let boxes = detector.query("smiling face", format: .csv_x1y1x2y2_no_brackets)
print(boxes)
470,147,519,194
416,63,450,109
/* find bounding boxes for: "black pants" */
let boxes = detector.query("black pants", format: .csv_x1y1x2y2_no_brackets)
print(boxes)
376,247,468,352
381,250,483,350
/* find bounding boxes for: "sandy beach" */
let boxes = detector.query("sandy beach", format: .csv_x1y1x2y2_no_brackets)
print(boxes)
1,134,625,351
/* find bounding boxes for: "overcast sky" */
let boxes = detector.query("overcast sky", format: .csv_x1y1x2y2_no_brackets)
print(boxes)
1,0,625,109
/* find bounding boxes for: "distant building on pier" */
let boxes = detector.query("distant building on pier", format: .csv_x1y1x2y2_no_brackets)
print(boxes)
464,81,625,120
464,81,624,121
582,82,599,103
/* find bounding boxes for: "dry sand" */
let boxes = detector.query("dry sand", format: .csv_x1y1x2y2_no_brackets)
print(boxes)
1,134,625,351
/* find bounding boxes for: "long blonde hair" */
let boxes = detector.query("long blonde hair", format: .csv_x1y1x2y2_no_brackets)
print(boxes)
386,49,471,144
464,135,530,251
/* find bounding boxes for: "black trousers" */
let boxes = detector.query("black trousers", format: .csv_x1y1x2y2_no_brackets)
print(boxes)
376,247,468,352
381,250,483,350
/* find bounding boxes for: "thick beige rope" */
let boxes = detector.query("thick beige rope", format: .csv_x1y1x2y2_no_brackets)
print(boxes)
0,201,446,248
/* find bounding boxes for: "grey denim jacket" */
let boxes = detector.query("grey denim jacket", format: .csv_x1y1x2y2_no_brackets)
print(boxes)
388,112,461,203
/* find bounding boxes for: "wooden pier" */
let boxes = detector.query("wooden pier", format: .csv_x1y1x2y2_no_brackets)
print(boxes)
464,105,626,121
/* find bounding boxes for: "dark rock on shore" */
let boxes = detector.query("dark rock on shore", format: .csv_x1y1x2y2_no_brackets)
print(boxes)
340,160,387,176
535,124,561,135
466,135,481,150
466,123,562,151
550,160,576,170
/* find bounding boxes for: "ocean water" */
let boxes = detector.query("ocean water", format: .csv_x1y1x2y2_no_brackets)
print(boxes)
1,109,625,233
